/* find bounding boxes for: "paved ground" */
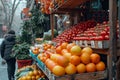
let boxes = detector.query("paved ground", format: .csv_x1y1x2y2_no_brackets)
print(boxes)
0,56,18,80
0,56,8,80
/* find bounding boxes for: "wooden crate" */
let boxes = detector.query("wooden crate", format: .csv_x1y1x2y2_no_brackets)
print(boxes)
74,70,107,80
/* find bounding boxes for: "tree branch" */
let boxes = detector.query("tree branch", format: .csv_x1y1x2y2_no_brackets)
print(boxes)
0,0,6,13
9,0,20,28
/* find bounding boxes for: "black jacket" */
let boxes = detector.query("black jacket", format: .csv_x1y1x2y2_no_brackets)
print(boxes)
0,34,16,60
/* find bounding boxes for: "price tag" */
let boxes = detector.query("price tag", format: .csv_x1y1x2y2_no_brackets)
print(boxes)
51,74,55,80
91,41,95,48
84,40,87,46
48,70,51,79
98,41,102,48
79,41,82,46
76,40,79,45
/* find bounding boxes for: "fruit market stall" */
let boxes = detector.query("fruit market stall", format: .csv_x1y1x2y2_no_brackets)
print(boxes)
29,0,119,80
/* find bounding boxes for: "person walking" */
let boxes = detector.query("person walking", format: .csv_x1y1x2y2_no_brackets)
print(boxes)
0,30,16,80
57,15,64,31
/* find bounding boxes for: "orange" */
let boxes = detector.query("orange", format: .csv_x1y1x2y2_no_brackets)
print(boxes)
63,52,71,61
20,76,27,80
81,47,93,55
56,46,62,54
76,63,86,73
33,70,39,76
86,63,96,72
70,45,82,56
28,71,34,76
90,53,101,64
56,55,69,67
61,42,68,49
70,55,81,66
31,76,36,80
52,65,65,76
65,63,77,75
96,61,106,71
36,75,40,80
81,53,91,64
26,75,32,80
45,59,57,71
67,43,75,52
61,49,68,54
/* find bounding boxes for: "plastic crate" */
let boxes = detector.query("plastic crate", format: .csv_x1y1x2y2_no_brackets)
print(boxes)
29,50,38,61
37,57,45,70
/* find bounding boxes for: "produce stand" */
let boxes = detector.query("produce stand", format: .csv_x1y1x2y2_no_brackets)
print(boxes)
49,0,119,80
30,50,107,80
27,0,120,80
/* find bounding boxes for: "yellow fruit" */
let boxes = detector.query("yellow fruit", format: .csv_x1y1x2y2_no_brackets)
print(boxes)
36,75,40,80
70,45,82,56
33,70,39,76
26,75,32,80
31,76,36,80
28,71,34,76
81,47,93,55
65,63,77,75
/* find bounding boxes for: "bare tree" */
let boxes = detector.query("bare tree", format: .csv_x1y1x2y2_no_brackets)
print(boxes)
0,0,21,30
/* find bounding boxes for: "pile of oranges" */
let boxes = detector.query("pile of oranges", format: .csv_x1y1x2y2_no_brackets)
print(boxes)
38,42,106,76
18,69,45,80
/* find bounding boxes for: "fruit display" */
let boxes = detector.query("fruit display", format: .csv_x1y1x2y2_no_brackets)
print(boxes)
73,21,119,41
36,43,106,76
72,21,119,48
16,64,46,80
52,20,96,45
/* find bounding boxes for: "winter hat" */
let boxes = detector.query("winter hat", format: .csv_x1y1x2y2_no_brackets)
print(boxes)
8,30,15,34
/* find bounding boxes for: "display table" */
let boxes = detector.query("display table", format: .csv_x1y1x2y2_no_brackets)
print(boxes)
30,51,108,80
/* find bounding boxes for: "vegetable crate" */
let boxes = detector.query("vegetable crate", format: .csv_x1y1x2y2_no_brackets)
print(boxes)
73,40,109,49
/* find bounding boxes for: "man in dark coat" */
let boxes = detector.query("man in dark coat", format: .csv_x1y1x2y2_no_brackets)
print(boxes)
0,30,16,80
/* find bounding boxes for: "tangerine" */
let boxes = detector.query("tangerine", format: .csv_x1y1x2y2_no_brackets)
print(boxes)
61,49,68,54
81,53,91,64
61,42,68,49
96,61,106,71
86,63,96,72
90,53,101,64
81,47,93,55
67,43,75,52
70,55,81,66
56,46,62,54
65,63,77,75
76,63,86,73
52,65,65,76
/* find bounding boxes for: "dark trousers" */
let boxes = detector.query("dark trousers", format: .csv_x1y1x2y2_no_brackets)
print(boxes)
6,58,16,80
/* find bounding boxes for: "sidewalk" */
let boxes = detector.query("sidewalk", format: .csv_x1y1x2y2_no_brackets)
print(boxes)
0,56,8,80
